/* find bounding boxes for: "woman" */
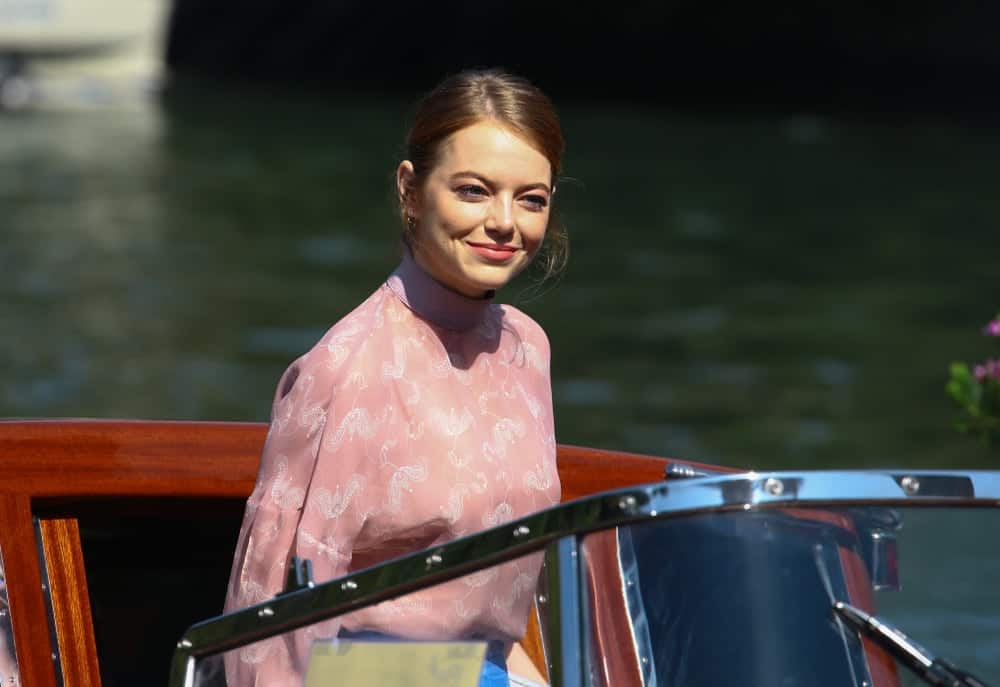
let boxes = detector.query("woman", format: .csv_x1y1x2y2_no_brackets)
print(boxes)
224,68,565,687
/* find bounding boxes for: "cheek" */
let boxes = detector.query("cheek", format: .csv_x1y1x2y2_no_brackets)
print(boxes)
520,214,550,255
434,200,487,236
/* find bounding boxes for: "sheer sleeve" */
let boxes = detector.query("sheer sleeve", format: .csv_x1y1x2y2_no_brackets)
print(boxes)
223,346,366,686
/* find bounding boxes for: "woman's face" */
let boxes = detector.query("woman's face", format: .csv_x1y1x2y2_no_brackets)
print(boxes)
398,121,553,297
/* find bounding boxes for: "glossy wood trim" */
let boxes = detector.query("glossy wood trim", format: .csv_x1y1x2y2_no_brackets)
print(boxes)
38,519,102,687
0,420,265,499
522,601,549,681
557,443,732,501
0,421,693,503
0,495,57,687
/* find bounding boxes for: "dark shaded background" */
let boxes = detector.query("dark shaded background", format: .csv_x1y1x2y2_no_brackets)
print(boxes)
165,1,1000,113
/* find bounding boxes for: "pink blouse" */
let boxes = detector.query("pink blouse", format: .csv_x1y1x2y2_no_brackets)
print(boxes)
223,251,561,686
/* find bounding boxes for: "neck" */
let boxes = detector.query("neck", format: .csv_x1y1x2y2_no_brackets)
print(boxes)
411,247,493,300
386,248,494,330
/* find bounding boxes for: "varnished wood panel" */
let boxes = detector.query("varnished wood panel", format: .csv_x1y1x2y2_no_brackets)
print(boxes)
522,601,549,681
557,444,734,501
0,420,265,499
0,495,56,687
38,519,102,687
0,421,705,504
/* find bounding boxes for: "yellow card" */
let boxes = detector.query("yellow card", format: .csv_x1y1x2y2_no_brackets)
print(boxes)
304,639,488,687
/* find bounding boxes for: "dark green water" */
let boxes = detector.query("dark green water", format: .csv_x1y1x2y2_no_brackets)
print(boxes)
2,85,998,470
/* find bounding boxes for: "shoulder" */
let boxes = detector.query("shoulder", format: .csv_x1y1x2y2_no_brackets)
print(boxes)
498,304,550,351
498,304,552,373
273,287,392,405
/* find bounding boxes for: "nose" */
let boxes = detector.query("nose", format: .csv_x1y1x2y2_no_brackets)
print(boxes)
486,195,515,235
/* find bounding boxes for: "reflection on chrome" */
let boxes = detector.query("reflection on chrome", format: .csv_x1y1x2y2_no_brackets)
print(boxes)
170,471,1000,687
833,601,991,687
0,554,19,686
815,538,868,687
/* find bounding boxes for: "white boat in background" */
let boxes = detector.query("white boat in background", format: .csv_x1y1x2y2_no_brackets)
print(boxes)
0,0,169,108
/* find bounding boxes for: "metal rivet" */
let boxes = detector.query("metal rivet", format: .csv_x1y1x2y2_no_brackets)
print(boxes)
426,554,443,566
764,477,784,496
257,607,275,618
177,639,193,649
537,595,547,604
513,525,530,537
618,495,637,511
341,580,358,591
900,476,920,495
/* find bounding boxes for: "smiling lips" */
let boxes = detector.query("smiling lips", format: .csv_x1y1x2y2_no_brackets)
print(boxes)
466,241,519,263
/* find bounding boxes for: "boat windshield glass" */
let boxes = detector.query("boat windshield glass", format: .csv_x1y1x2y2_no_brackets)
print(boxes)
586,507,1000,687
181,503,1000,687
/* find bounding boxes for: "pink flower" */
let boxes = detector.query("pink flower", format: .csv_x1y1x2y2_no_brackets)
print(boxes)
974,359,1000,382
984,319,1000,337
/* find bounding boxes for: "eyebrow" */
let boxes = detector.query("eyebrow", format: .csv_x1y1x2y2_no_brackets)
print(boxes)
449,171,551,195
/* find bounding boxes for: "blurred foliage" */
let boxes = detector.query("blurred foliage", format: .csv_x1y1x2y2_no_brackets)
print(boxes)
947,316,1000,447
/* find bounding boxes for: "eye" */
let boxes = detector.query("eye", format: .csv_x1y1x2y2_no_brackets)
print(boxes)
455,184,489,200
520,194,549,212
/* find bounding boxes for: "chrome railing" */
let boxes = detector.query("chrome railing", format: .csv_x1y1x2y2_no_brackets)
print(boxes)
169,470,1000,687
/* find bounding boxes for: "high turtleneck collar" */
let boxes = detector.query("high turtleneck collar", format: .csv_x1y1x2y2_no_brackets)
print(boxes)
385,248,494,331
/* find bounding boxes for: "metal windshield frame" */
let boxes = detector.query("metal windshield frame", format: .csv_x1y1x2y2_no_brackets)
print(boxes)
168,469,1000,687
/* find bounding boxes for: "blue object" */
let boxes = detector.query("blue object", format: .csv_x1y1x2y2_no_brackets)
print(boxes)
480,640,509,686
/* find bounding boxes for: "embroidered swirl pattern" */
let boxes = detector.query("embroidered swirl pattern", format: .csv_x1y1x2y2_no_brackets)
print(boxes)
223,277,559,686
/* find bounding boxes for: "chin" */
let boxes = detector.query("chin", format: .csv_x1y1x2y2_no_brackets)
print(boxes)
465,266,522,293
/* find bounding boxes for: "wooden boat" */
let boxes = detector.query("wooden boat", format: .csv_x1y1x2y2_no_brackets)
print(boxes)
0,419,690,686
0,0,167,107
3,420,997,686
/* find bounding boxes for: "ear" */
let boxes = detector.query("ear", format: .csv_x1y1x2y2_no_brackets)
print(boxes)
396,161,419,218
